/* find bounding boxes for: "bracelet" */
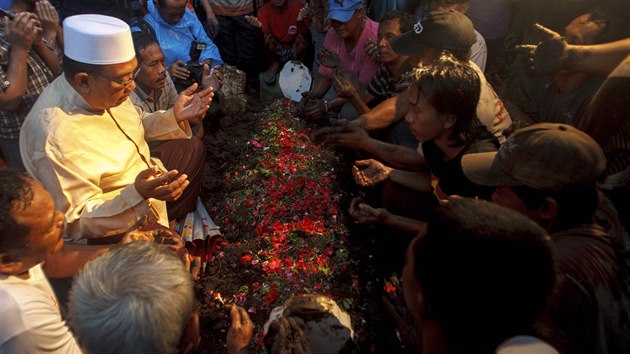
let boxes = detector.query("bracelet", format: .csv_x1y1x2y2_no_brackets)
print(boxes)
323,100,329,113
41,38,55,52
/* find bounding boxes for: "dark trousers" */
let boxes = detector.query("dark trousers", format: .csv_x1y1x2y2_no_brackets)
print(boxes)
151,137,206,221
214,14,259,84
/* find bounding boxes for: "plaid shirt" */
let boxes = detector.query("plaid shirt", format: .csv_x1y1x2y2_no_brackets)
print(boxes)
367,65,413,102
130,75,180,149
0,29,56,140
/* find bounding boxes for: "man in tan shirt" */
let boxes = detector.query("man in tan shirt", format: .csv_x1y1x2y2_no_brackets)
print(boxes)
20,14,213,241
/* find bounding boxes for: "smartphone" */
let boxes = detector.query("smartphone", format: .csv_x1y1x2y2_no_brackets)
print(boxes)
0,8,15,20
206,66,219,90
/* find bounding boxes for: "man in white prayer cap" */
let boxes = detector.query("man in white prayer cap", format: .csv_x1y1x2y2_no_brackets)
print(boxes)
19,15,214,252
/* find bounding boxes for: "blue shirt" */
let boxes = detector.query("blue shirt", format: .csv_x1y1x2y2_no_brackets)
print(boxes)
0,0,12,9
144,1,223,68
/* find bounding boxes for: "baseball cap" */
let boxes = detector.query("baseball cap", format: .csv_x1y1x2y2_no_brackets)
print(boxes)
64,14,135,65
390,10,475,56
327,0,363,23
461,123,606,191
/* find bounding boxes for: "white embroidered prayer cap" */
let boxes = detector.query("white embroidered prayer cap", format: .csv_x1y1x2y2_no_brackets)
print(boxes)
63,14,135,65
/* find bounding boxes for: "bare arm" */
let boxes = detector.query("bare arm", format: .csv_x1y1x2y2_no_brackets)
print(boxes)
43,243,111,278
0,14,40,110
32,40,61,76
332,71,372,114
345,90,370,114
352,91,406,130
314,120,426,170
352,159,431,191
32,0,62,75
360,138,427,170
567,39,630,76
349,198,426,234
309,72,333,98
389,169,433,193
516,24,630,77
578,53,630,146
299,73,334,120
43,229,176,278
381,212,427,234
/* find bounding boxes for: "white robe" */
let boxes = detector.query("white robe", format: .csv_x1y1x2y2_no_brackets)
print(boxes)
20,75,192,240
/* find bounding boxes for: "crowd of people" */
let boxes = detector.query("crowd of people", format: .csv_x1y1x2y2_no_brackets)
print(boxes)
1,0,630,353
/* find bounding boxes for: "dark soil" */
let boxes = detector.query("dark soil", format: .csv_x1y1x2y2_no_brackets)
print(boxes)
193,98,415,353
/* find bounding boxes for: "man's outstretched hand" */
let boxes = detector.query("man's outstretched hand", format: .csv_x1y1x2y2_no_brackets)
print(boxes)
332,70,358,99
226,305,254,354
514,23,569,76
352,159,392,187
313,118,369,149
134,166,189,202
299,93,327,121
349,197,390,225
173,82,214,124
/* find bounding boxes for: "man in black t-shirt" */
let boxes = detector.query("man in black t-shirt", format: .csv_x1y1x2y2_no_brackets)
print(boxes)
331,53,499,234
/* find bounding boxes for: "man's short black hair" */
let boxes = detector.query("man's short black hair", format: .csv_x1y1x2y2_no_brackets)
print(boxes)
380,11,414,33
0,169,35,254
413,198,555,353
63,55,104,81
413,52,483,146
132,27,159,64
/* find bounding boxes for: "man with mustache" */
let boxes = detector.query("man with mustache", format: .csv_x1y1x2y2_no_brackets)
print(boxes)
20,14,214,242
129,28,223,225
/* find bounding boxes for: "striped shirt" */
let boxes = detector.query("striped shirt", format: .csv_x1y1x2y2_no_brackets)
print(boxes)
130,74,179,114
367,65,413,102
208,0,253,16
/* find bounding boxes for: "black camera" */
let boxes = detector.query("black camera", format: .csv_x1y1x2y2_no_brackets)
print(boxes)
0,8,15,20
173,41,207,91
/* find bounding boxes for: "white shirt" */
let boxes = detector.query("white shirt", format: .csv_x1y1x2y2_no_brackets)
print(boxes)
469,60,512,144
470,29,488,72
0,264,82,353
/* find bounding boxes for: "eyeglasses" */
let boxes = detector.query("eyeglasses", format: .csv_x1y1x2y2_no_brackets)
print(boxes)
89,67,141,88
